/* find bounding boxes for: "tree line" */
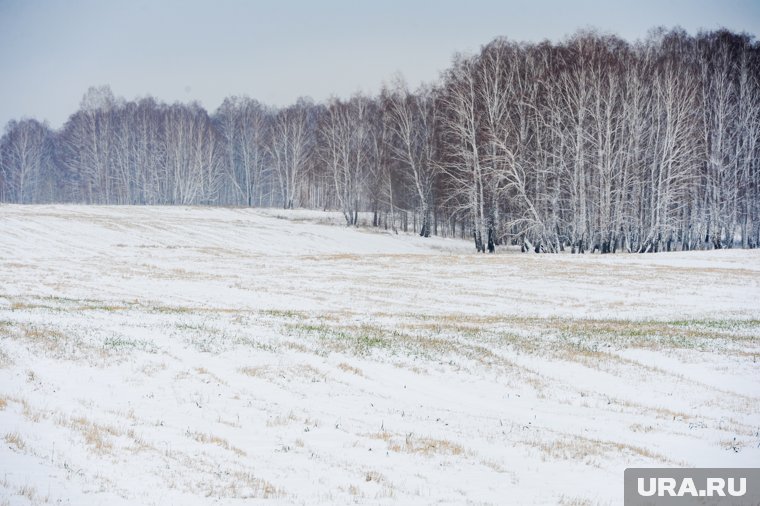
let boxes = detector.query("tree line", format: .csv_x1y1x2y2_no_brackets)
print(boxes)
2,28,759,252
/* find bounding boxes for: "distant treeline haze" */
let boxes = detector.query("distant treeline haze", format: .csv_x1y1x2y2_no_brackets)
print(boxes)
2,29,759,252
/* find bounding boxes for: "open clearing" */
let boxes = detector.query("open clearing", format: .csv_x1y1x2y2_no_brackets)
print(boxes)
1,205,759,505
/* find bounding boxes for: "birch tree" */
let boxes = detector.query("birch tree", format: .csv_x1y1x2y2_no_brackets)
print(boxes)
0,119,55,203
268,98,316,209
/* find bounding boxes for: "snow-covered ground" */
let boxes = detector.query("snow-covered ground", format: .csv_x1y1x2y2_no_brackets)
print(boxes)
0,205,758,505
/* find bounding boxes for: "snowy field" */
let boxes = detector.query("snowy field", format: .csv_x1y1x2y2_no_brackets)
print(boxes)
1,205,759,506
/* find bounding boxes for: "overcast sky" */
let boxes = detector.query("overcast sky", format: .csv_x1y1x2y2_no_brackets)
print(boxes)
1,0,759,129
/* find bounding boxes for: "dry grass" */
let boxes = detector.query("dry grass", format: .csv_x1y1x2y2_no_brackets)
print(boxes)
337,362,363,376
629,423,655,433
3,323,70,353
239,365,266,377
368,431,465,457
125,429,152,454
1,217,756,505
240,363,327,383
283,340,314,354
194,366,227,385
11,301,42,311
266,412,298,427
188,431,246,457
140,361,167,376
299,310,759,359
68,416,118,453
365,470,385,483
390,435,464,456
267,311,760,411
4,431,25,451
529,434,671,464
19,484,37,502
228,471,284,499
607,396,694,422
21,398,43,423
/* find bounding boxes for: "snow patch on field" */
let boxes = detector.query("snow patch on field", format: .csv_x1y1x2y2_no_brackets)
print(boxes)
0,205,758,505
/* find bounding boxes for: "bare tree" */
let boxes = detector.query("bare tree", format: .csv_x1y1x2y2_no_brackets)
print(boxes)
319,95,374,225
215,97,271,206
268,98,316,209
3,29,758,252
0,119,54,203
439,57,491,249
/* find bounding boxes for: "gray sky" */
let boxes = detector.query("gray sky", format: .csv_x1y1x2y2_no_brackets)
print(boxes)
1,0,759,129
